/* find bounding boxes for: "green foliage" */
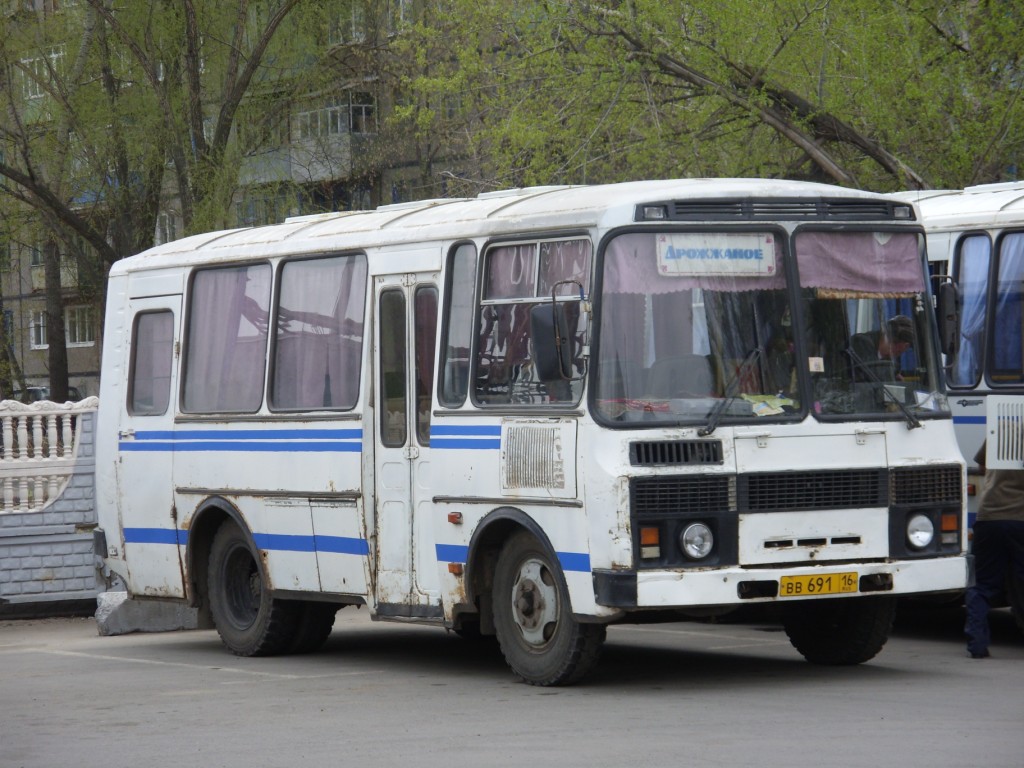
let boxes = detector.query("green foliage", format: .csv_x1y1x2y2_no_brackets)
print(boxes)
400,0,1024,191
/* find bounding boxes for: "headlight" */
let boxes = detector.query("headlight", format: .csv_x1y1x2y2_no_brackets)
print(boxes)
906,513,935,549
680,522,714,560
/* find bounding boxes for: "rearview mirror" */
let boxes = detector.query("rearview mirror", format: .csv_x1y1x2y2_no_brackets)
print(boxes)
530,302,574,382
936,281,959,358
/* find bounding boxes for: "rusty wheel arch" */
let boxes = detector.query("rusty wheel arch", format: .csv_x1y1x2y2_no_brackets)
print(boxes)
184,496,251,629
462,507,556,634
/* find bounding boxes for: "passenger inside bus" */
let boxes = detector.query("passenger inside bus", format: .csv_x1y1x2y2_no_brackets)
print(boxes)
848,314,914,381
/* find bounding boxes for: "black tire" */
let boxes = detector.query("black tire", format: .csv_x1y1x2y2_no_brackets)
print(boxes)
492,531,605,686
288,602,340,654
782,595,896,665
207,522,299,656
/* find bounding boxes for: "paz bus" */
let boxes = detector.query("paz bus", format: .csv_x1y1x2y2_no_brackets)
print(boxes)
94,179,968,686
894,182,1024,626
894,182,1024,500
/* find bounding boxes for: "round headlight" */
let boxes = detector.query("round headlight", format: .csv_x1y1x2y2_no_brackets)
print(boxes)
680,522,714,560
906,514,935,550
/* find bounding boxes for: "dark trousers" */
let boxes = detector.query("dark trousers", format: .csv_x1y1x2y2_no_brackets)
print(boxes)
964,519,1024,654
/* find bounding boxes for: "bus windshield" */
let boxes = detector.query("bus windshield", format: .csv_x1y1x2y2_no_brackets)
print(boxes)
594,229,948,426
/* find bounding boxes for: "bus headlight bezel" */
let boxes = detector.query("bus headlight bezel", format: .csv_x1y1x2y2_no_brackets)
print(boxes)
679,522,714,560
906,513,935,550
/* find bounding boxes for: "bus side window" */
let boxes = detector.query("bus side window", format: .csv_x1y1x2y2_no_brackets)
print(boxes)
438,243,477,407
128,311,174,416
415,286,438,444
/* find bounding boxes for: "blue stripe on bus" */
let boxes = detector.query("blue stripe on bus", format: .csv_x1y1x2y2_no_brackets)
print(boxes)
952,416,986,425
124,527,189,545
430,425,502,436
134,429,363,441
252,533,315,552
557,552,592,573
124,528,369,555
435,543,591,573
429,438,501,450
436,544,470,562
315,535,371,556
119,441,361,453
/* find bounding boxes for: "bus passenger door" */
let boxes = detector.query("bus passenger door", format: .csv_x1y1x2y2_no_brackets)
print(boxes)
116,294,185,598
373,274,441,616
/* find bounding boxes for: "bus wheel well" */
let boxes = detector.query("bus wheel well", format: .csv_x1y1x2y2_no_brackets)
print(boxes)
186,502,239,630
466,514,547,637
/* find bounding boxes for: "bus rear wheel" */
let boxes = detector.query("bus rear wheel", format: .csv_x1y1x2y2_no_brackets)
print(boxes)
207,522,298,656
492,532,605,686
782,595,896,665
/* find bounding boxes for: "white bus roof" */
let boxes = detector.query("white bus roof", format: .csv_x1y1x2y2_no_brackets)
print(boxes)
115,178,907,275
894,181,1024,231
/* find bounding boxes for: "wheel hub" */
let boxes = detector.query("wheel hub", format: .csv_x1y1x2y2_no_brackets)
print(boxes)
511,558,558,646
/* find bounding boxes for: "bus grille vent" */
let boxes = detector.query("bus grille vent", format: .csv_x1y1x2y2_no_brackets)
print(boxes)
648,198,910,222
631,475,734,518
503,426,565,489
890,465,962,505
740,469,887,512
630,440,723,466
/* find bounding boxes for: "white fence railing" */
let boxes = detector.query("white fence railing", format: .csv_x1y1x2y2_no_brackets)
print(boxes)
0,397,98,514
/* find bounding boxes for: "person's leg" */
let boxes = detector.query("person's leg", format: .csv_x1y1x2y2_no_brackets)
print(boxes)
965,521,1007,657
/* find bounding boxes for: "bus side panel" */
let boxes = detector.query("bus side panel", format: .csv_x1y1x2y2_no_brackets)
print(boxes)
172,420,367,596
95,274,129,582
108,286,186,598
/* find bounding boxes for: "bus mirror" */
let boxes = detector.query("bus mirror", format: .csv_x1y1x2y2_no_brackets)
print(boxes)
936,281,959,357
530,302,574,381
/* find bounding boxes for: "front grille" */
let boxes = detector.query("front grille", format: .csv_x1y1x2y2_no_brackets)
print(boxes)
740,469,887,512
632,475,733,518
891,465,962,505
630,440,723,467
644,198,912,222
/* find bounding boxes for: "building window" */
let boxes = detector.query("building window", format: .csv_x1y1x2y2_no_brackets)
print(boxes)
295,92,375,140
350,92,376,134
30,310,47,349
328,1,366,45
65,305,95,346
18,47,64,100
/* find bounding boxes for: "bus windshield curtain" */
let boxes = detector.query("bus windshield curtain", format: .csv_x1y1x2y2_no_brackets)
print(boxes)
794,232,923,295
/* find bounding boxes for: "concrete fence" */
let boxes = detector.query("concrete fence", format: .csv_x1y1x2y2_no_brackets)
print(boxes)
0,397,103,616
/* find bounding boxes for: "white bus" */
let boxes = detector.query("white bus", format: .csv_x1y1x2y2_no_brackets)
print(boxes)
95,179,968,686
895,182,1024,514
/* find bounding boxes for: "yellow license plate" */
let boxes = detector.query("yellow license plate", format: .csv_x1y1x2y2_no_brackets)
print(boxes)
779,572,858,598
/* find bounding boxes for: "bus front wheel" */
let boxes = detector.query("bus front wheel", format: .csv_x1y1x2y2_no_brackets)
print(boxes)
491,531,605,686
782,595,896,665
207,522,298,656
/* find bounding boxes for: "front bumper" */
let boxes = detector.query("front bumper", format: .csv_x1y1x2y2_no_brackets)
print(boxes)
593,555,969,609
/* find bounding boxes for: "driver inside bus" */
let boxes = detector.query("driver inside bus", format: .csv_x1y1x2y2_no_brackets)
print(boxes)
849,315,914,380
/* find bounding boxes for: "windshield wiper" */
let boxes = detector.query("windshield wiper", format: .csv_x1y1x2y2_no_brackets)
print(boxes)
698,346,762,437
844,348,922,430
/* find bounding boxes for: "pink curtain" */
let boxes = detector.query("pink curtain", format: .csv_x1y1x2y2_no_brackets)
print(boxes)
603,233,785,294
794,231,923,293
272,254,367,410
183,264,271,412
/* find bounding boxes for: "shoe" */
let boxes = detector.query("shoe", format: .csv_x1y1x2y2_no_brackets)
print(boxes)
967,649,990,659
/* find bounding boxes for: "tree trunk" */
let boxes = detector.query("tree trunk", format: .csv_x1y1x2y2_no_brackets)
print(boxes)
43,241,69,402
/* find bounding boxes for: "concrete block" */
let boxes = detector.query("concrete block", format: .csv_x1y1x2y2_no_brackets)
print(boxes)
94,591,199,636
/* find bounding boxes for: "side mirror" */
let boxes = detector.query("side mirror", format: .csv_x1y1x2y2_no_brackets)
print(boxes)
936,281,959,358
530,302,574,382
